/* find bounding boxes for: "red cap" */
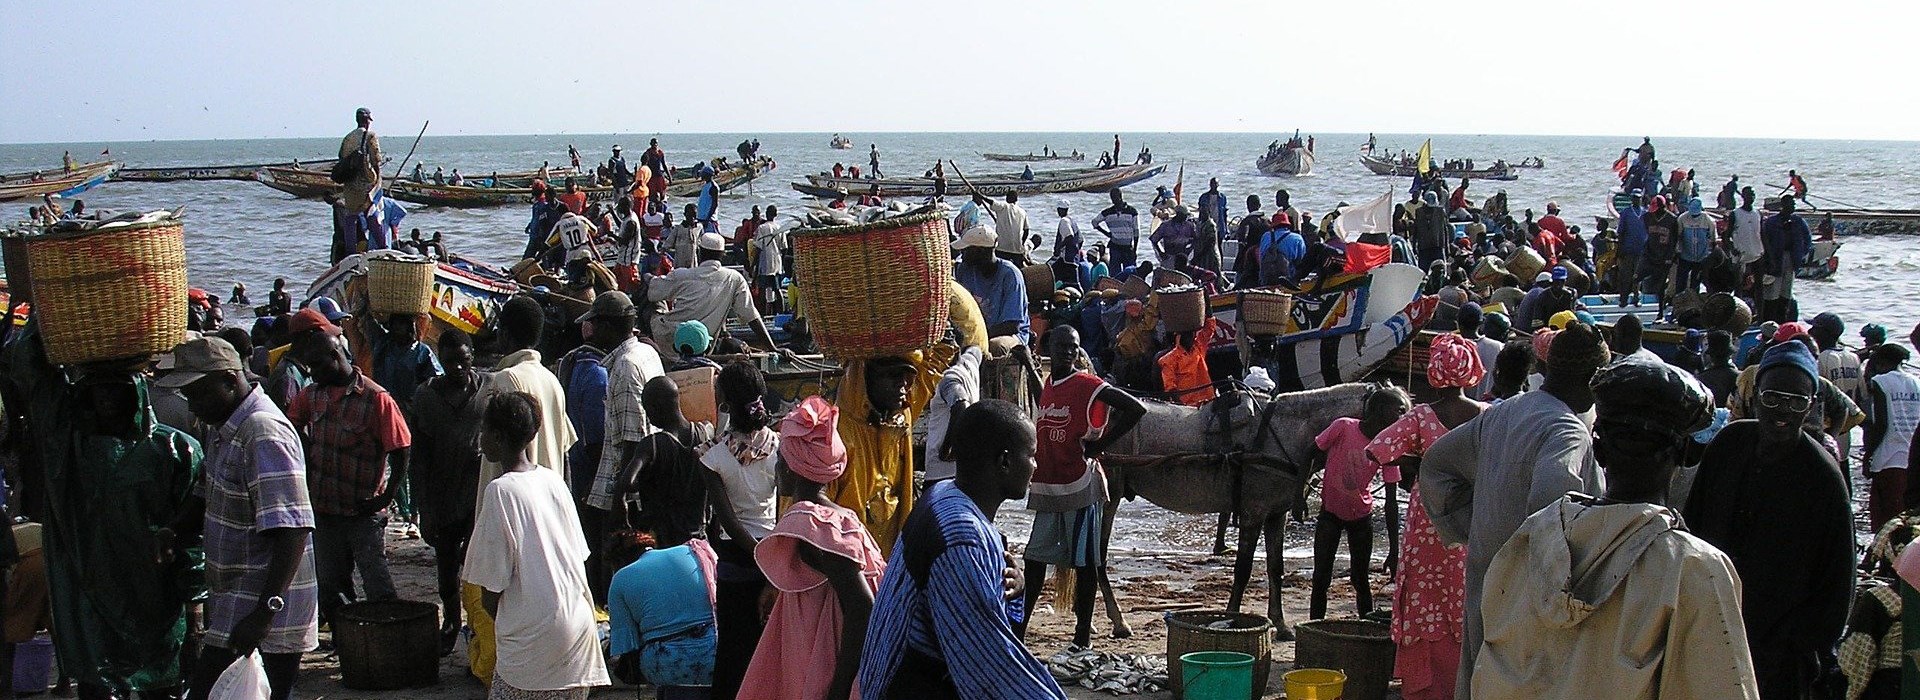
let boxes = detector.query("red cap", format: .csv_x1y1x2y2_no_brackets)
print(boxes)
1773,321,1812,344
289,308,343,337
1272,212,1292,227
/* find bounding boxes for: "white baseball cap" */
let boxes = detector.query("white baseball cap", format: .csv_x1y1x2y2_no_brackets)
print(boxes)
951,225,998,250
698,232,727,252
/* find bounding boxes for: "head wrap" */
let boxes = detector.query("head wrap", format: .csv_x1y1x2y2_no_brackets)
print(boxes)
1757,341,1818,388
1547,310,1578,330
779,396,847,485
1481,311,1511,338
1427,333,1486,389
1547,322,1610,373
1531,328,1560,363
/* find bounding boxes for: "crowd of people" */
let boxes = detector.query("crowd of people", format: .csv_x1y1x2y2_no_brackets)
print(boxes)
5,117,1920,700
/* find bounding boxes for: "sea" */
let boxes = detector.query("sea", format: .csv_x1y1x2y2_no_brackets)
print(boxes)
2,131,1915,342
2,131,1917,555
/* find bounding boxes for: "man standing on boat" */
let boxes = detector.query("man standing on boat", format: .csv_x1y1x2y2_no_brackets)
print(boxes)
1196,179,1227,274
868,144,883,178
607,145,632,196
980,192,1032,265
1758,196,1812,324
338,107,383,249
1094,189,1141,269
641,139,669,208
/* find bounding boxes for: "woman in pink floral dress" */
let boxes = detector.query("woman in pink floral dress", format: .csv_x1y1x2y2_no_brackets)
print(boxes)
1365,333,1487,700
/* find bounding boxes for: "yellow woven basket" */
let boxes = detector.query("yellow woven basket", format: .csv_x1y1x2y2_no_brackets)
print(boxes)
792,212,953,360
367,256,436,316
27,217,188,366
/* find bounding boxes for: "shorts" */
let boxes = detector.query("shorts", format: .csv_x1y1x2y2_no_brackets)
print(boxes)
1026,503,1105,567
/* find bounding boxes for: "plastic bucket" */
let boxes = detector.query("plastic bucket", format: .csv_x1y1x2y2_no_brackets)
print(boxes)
1283,668,1347,699
1178,651,1255,700
12,633,54,694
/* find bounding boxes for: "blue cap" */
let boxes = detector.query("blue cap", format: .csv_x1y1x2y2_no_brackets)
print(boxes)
674,320,713,355
1758,341,1819,388
307,296,350,322
1551,266,1569,281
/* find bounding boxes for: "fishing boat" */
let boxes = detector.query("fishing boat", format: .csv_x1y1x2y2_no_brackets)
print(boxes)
400,165,580,188
307,251,523,336
386,157,773,208
981,151,1085,162
1255,142,1314,176
117,158,337,183
1358,154,1518,181
1208,263,1436,391
1515,156,1546,168
792,163,1164,198
254,165,345,199
829,135,853,149
0,161,120,203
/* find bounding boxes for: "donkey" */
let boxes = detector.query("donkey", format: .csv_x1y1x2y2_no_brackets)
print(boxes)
1097,382,1376,641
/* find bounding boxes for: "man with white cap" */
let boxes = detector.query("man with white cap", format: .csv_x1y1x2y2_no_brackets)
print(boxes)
953,224,1031,343
645,231,777,351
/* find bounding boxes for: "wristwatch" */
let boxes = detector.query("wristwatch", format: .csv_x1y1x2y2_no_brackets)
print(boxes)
261,595,286,613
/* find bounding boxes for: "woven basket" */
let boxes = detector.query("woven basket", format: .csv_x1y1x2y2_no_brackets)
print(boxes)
1293,619,1394,700
1167,611,1271,700
1121,275,1152,299
367,256,435,316
1021,263,1054,305
2,233,32,304
1152,268,1192,288
27,218,188,366
792,213,953,360
1157,287,1206,334
1238,290,1294,335
1095,277,1123,294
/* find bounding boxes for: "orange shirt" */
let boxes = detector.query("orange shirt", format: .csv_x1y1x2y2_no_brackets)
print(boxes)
558,192,587,215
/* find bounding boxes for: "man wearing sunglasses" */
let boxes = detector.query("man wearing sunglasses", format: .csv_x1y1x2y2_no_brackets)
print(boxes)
1685,341,1854,699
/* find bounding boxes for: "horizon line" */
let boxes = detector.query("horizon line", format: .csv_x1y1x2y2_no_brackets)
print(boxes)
5,128,1918,148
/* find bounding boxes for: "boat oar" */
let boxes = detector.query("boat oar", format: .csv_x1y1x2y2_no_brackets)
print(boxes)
945,160,1000,226
387,121,430,185
1764,184,1861,210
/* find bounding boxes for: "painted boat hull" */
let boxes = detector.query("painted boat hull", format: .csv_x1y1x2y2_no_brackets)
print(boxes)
0,162,120,202
254,165,346,199
1256,147,1314,176
793,163,1164,198
117,159,338,182
386,159,770,208
1212,263,1435,391
1359,155,1518,181
982,153,1086,162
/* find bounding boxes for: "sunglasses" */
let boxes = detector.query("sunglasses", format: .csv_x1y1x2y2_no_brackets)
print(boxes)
1758,389,1813,413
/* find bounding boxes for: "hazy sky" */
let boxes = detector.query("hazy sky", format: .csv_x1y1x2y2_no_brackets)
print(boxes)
3,0,1911,143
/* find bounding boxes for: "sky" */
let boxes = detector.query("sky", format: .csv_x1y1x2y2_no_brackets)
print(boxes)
3,0,1913,144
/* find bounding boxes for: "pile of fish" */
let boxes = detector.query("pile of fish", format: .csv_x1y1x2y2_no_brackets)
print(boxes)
1045,645,1169,695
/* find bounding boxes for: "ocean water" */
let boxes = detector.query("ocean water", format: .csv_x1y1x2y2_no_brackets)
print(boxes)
3,131,1917,343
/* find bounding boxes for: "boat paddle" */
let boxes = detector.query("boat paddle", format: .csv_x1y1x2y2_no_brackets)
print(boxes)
945,159,1001,227
1765,184,1861,211
387,121,430,186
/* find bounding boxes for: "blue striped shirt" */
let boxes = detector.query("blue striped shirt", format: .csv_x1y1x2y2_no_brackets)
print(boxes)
857,481,1064,699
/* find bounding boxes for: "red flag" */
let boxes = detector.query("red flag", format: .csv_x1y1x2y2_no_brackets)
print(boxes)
1611,150,1629,179
1342,242,1392,274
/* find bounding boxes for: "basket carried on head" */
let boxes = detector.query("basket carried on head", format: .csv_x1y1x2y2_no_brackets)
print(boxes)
366,255,436,317
792,212,953,360
1156,285,1206,334
1237,289,1293,336
1121,275,1152,300
1021,263,1055,306
27,215,188,366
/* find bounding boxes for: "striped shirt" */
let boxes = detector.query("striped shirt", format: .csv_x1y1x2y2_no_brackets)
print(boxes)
287,372,412,516
200,388,319,653
857,481,1064,699
589,337,664,511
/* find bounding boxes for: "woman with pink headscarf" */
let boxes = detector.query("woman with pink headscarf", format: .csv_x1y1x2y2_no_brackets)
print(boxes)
1365,333,1488,700
739,396,888,700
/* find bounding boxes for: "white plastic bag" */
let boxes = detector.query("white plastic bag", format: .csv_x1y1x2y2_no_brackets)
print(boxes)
208,652,270,700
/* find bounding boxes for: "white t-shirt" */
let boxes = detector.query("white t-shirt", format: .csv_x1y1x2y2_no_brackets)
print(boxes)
555,213,596,262
464,468,610,692
923,347,983,482
753,221,787,277
988,200,1029,256
1728,208,1764,264
700,429,779,540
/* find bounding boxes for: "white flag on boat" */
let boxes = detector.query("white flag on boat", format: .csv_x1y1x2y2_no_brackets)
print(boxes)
1335,190,1395,237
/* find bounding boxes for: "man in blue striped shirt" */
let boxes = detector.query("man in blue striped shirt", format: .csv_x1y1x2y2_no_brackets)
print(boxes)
858,399,1064,699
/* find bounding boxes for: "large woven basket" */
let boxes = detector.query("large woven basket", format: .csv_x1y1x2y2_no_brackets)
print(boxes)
1020,263,1054,306
2,232,32,304
1237,290,1294,335
1156,287,1206,334
792,213,953,360
1167,611,1271,700
27,218,188,366
367,256,435,316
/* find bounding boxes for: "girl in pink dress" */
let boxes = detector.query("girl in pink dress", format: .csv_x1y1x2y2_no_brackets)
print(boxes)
1365,333,1487,700
740,397,888,700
